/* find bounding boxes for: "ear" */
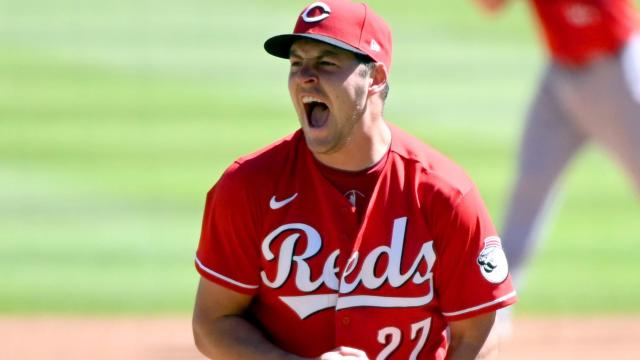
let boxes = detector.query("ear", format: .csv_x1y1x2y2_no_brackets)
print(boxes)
368,62,388,96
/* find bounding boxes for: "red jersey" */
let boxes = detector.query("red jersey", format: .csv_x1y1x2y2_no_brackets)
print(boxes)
531,0,638,65
195,124,516,359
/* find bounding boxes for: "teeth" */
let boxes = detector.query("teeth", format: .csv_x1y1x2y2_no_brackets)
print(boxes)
302,96,323,104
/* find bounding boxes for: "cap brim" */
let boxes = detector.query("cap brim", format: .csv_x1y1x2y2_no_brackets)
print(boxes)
264,33,370,60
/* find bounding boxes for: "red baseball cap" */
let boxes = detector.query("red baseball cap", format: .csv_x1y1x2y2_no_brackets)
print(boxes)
264,0,393,71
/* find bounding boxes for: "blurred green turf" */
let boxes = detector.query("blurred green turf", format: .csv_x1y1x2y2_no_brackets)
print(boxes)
1,0,638,314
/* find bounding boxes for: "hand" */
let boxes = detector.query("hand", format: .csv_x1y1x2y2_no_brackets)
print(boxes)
318,346,369,360
473,0,509,13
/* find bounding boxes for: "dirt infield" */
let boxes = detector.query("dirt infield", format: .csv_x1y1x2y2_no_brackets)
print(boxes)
499,316,640,360
1,316,638,359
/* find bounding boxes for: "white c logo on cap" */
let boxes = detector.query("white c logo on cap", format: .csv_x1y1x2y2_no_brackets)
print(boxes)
301,2,331,23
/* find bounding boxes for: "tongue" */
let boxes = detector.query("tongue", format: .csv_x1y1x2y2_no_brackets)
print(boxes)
310,103,329,128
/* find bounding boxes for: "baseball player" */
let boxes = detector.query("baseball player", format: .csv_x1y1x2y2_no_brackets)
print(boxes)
193,1,516,359
474,0,640,354
475,0,640,287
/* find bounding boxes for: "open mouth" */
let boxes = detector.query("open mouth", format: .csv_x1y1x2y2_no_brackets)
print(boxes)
302,96,330,129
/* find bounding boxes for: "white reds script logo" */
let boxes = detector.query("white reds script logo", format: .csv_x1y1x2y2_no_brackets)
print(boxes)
301,2,331,23
477,236,509,284
260,217,436,319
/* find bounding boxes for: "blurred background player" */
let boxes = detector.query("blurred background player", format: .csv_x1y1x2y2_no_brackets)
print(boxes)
474,0,640,352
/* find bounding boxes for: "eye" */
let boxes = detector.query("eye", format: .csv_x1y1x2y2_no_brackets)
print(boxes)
319,60,336,67
290,60,302,68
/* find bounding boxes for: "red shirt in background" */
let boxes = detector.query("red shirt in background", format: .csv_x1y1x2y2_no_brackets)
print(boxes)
531,0,638,65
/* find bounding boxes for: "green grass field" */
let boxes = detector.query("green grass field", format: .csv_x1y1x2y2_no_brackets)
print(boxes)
1,0,639,315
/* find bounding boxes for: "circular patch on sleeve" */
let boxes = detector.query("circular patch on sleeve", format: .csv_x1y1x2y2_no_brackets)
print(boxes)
477,236,509,284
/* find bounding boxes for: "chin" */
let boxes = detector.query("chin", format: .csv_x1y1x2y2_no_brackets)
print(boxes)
303,133,336,155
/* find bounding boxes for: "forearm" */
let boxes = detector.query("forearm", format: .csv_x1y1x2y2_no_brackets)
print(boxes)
445,339,486,360
193,314,307,360
445,312,495,360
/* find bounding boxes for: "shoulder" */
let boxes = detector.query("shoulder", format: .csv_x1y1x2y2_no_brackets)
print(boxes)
209,130,304,198
388,123,475,206
219,130,303,183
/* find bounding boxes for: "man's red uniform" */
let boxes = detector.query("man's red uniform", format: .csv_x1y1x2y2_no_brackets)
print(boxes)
196,125,516,359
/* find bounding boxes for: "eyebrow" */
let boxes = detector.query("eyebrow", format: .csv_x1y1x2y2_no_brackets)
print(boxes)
289,48,341,59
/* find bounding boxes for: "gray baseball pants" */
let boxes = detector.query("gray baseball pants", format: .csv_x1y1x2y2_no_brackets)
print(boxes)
502,35,640,282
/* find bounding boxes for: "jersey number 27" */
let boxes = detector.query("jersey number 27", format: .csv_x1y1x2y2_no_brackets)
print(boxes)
376,317,431,360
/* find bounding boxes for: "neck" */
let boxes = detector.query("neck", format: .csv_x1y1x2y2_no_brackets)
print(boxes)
313,114,391,172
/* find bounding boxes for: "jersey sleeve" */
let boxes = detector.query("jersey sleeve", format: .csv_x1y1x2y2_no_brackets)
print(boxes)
195,162,261,295
431,185,517,322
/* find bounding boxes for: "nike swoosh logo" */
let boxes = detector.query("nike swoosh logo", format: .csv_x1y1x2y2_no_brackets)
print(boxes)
269,193,298,209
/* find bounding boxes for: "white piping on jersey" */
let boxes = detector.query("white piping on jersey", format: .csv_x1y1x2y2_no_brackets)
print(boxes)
441,291,517,317
195,256,259,290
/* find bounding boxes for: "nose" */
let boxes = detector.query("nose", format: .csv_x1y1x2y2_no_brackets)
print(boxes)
297,64,318,86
